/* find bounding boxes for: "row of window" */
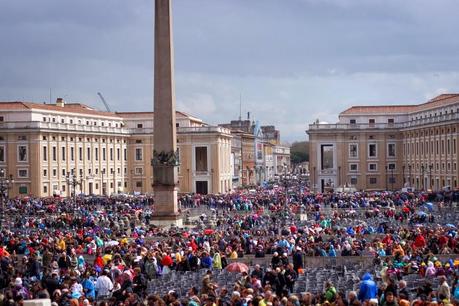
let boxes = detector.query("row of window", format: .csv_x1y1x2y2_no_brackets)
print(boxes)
405,163,457,172
349,163,396,172
410,108,459,121
43,167,128,177
348,143,396,159
42,135,126,144
349,118,395,125
42,116,122,128
405,126,456,138
0,145,29,162
43,146,128,162
404,139,457,156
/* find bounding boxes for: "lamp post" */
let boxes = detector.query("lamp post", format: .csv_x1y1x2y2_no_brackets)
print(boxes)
385,166,388,190
429,164,433,191
111,168,115,195
102,168,106,196
420,164,425,191
390,167,394,191
0,169,14,229
402,165,405,185
66,170,83,204
312,166,316,193
408,165,412,187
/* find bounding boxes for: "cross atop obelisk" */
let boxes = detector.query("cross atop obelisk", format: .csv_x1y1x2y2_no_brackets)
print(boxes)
152,0,181,226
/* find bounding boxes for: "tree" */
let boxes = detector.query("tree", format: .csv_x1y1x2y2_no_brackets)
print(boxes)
290,141,309,165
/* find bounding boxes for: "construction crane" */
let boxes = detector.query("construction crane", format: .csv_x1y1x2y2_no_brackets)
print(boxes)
97,92,113,112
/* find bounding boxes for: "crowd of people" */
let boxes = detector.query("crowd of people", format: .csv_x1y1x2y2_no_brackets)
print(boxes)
0,183,459,305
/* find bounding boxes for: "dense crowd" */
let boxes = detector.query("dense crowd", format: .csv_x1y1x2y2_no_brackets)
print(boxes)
1,184,459,305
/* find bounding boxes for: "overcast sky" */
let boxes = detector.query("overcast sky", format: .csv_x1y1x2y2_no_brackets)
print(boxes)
1,0,459,142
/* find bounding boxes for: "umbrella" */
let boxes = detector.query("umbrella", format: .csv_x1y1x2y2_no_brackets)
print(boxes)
424,202,434,211
417,211,427,217
203,229,214,235
446,224,457,229
225,262,249,273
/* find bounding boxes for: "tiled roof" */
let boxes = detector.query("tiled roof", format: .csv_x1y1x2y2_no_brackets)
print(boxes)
0,101,120,118
340,94,459,116
340,105,415,115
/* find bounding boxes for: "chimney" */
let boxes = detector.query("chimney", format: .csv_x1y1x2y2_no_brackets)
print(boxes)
56,98,65,107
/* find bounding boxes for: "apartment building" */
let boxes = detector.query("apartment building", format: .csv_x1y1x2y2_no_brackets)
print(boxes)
307,94,459,192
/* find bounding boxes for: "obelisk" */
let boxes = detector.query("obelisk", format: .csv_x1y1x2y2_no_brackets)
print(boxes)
151,0,182,226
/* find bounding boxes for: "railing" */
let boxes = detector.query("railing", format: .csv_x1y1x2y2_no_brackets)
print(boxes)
401,113,459,128
0,121,233,136
0,121,131,135
308,122,402,130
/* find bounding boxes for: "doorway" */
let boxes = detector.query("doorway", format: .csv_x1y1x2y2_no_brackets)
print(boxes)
196,181,208,195
89,182,93,195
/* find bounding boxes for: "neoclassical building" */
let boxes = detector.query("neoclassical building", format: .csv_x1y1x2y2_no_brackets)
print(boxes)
0,98,232,197
307,94,459,192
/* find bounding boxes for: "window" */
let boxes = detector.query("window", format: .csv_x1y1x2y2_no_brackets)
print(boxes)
43,117,47,122
61,147,66,161
135,148,143,161
350,119,356,124
349,164,358,172
136,181,142,188
87,147,91,160
135,167,143,175
388,163,396,170
368,144,377,158
388,143,396,157
135,139,142,144
368,163,377,171
43,169,47,176
52,169,57,177
369,177,377,185
320,145,334,170
95,148,99,161
350,177,357,185
369,119,375,126
124,148,127,161
103,148,106,161
117,148,120,161
195,147,208,171
62,169,66,176
43,185,47,193
388,118,394,124
349,144,358,158
42,146,47,161
79,147,83,161
18,145,28,162
18,135,27,141
137,124,143,128
0,146,4,162
110,148,113,161
18,169,28,178
389,177,396,184
71,147,74,161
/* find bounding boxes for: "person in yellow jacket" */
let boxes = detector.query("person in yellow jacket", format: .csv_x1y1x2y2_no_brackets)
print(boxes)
213,251,222,270
57,238,66,252
229,249,238,260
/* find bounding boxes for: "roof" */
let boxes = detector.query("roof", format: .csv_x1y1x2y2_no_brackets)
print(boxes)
0,101,120,118
116,110,203,122
340,94,459,116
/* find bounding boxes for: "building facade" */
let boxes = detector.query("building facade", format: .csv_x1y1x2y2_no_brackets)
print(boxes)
307,94,459,192
0,99,232,197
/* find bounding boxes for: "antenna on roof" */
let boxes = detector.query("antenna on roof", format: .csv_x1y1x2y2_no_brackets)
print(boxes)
239,93,242,121
49,88,52,104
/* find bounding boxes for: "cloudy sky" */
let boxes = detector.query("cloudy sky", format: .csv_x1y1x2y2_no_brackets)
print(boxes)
1,0,459,142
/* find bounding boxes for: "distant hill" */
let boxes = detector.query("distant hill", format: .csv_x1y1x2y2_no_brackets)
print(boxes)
290,141,309,164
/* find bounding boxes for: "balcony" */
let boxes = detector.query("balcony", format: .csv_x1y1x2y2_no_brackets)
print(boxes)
401,113,459,128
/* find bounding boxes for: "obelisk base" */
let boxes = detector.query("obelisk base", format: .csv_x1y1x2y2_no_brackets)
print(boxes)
151,186,182,227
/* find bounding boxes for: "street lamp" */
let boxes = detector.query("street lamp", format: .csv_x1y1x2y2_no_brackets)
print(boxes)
429,164,433,191
408,165,412,187
390,167,394,191
66,170,83,203
0,169,14,229
385,166,388,190
420,164,425,191
101,168,107,196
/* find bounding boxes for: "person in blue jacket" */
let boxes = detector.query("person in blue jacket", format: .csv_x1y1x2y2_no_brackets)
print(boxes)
358,273,377,302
